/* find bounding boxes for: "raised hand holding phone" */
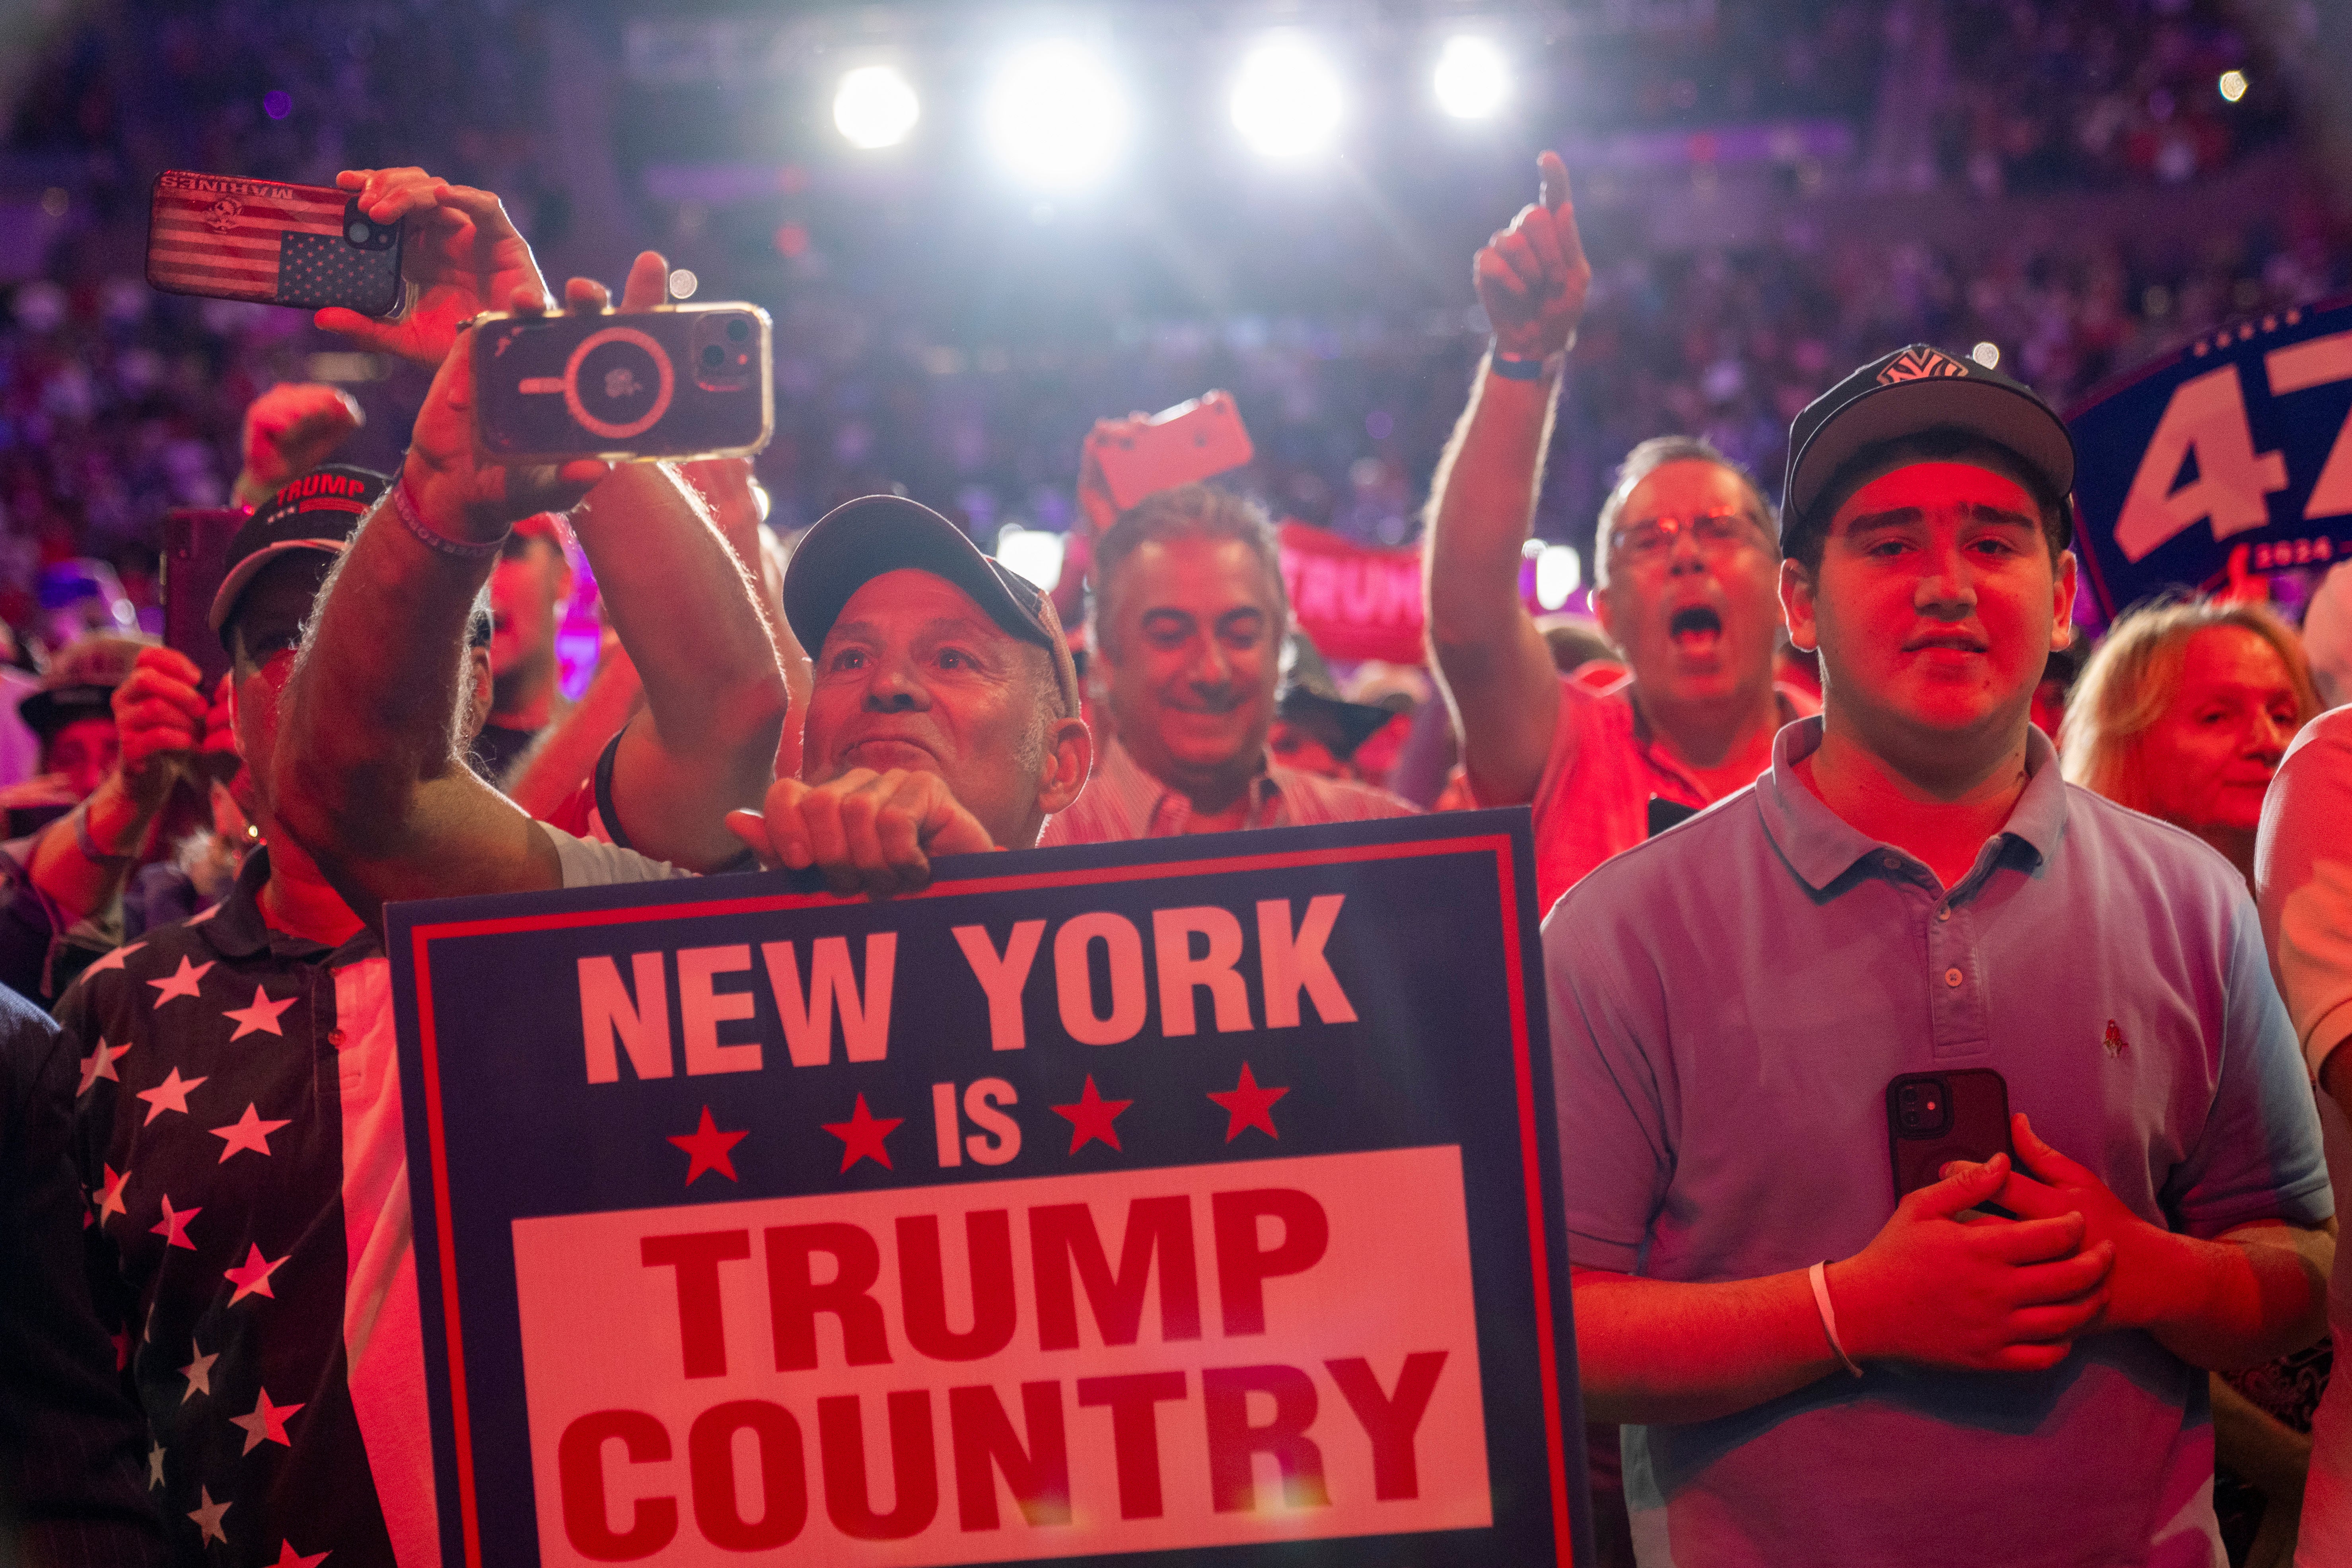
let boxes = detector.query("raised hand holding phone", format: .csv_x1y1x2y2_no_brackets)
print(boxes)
316,167,551,368
401,253,673,545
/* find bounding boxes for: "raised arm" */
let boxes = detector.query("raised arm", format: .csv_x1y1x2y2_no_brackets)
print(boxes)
1424,152,1590,805
279,254,783,922
574,444,788,870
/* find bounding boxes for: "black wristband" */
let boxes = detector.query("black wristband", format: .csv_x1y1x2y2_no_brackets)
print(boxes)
1489,351,1557,382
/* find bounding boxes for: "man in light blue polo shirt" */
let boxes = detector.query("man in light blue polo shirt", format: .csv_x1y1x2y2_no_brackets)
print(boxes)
1546,344,2333,1567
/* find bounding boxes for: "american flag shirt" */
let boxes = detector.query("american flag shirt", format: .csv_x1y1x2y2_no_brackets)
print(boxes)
61,850,434,1568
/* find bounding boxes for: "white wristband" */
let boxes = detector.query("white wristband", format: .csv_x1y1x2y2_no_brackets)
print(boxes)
1809,1261,1864,1378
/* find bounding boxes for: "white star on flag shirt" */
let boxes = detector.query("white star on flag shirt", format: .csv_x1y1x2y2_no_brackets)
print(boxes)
80,938,146,976
147,955,214,1005
230,1387,305,1453
223,985,297,1039
224,1243,288,1304
134,1065,206,1124
77,1038,130,1095
188,1485,231,1545
210,1103,290,1162
179,1340,217,1402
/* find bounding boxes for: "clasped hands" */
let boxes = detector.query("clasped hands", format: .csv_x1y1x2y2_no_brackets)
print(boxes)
1825,1113,2172,1374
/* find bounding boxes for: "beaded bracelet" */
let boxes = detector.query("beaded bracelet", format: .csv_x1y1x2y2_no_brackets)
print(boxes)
389,473,510,561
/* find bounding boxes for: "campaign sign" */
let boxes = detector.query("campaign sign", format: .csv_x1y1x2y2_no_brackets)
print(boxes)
2069,294,2352,617
389,811,1588,1568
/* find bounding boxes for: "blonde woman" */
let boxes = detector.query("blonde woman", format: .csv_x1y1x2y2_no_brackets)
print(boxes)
2060,597,2320,892
2060,595,2325,1568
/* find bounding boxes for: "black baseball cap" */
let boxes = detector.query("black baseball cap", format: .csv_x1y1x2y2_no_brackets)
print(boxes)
19,634,146,741
783,495,1081,719
1783,344,2075,545
209,465,390,640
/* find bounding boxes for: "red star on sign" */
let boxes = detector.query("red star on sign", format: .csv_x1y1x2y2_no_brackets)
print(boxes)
1207,1062,1289,1142
667,1106,749,1185
1053,1075,1133,1154
822,1093,902,1173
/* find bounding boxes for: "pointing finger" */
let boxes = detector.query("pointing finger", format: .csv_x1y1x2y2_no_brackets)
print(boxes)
1538,150,1571,212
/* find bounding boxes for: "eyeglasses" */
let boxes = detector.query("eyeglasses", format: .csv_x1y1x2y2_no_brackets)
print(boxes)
1607,509,1764,566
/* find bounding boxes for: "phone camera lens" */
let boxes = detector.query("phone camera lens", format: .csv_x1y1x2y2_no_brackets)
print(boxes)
700,344,726,368
346,221,371,243
726,318,749,342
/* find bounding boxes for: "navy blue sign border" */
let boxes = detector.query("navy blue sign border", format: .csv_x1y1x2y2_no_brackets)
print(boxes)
388,809,1591,1568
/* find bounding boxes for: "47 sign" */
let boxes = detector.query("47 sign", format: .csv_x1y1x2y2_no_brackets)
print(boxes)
2068,296,2352,617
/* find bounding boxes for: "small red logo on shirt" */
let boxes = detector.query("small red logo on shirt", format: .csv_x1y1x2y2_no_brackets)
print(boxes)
2102,1019,2129,1058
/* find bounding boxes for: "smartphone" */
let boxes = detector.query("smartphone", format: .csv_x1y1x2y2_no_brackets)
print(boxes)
1095,391,1255,512
162,508,245,695
473,304,774,463
1646,796,1699,837
1886,1068,2013,1198
146,171,405,316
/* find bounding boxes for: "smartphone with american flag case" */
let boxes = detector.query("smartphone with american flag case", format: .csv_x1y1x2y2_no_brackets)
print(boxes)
145,170,406,316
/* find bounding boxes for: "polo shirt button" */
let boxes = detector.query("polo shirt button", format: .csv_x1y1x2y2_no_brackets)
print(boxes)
1937,907,1951,922
328,1029,347,1047
1943,967,1963,988
1881,853,1901,871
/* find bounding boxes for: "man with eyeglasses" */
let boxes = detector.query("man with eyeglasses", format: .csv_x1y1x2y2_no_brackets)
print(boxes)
1425,154,1803,916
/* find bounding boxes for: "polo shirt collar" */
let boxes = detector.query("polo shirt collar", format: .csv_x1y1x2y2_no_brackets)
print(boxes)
1759,716,2069,893
1102,737,1281,823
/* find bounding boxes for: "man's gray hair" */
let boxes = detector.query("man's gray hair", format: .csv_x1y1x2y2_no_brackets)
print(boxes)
1593,436,1779,588
1089,483,1288,653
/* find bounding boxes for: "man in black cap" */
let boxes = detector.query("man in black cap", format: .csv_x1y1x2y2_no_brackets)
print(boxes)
723,492,1091,895
1544,344,2331,1565
54,461,482,1564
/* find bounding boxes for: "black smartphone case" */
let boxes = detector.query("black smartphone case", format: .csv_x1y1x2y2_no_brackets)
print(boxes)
1886,1068,2013,1198
472,305,774,463
146,171,404,317
161,508,245,696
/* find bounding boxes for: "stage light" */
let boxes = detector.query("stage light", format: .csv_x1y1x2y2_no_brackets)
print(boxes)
995,525,1066,590
666,268,698,300
834,65,920,150
1231,37,1342,158
1535,544,1581,611
1434,36,1509,119
986,41,1128,189
1971,341,2001,369
2218,70,2249,103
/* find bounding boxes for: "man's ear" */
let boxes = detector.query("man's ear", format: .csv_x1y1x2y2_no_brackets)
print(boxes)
1037,718,1093,817
1778,556,1819,654
2050,550,2080,650
1589,581,1622,652
460,646,494,742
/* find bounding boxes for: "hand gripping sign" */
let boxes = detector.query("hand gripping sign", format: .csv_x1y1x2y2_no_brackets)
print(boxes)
390,812,1591,1568
2069,294,2352,617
